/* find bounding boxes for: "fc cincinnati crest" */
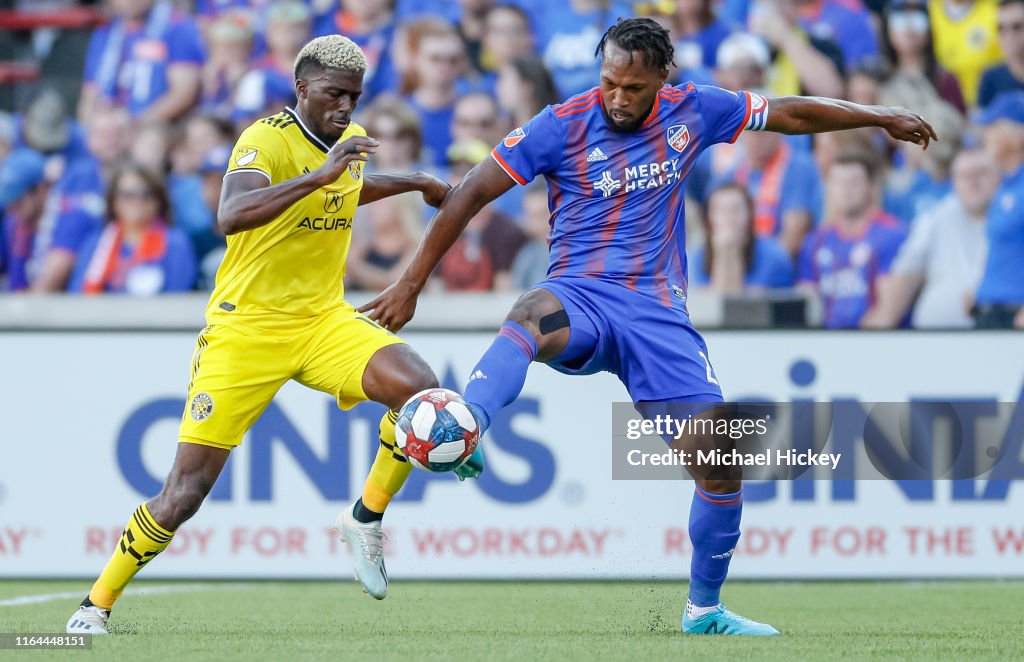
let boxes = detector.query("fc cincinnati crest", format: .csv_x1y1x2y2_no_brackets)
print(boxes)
190,392,214,422
503,126,527,148
666,124,690,153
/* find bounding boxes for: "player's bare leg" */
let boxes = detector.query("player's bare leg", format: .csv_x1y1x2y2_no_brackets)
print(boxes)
67,442,230,634
339,344,438,599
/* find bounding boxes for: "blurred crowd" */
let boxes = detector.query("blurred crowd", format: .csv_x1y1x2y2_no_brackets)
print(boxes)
0,0,1022,329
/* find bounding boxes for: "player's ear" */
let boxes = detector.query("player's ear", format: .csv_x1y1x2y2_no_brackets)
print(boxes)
658,66,669,86
295,79,307,100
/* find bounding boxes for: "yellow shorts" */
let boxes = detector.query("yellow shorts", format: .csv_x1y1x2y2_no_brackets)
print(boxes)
179,302,405,450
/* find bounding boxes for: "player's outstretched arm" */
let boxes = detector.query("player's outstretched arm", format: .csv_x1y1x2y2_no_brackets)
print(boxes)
357,157,515,330
358,172,452,208
217,136,378,235
764,96,938,148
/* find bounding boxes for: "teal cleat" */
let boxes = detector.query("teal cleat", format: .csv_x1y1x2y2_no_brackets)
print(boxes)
454,444,484,481
682,604,780,636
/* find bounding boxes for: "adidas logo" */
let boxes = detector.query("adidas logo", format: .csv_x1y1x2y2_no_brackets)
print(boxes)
711,548,735,560
469,370,487,382
586,147,608,162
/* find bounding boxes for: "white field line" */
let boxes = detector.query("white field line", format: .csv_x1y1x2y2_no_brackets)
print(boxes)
0,583,248,607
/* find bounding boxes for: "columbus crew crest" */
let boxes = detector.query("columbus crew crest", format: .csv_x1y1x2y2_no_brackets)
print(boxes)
190,392,214,421
349,161,363,180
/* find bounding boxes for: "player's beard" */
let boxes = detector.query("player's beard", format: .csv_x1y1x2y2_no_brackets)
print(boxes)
600,103,651,133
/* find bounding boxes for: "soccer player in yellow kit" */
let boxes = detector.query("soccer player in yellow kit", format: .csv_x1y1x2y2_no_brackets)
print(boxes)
67,35,453,635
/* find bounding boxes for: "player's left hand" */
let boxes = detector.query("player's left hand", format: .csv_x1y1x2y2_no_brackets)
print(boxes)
881,109,938,149
416,172,452,207
358,278,421,332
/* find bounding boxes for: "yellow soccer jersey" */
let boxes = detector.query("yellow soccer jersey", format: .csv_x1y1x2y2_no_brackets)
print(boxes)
929,0,1002,106
208,108,366,321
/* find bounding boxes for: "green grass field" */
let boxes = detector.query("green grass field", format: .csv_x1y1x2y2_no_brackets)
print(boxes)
1,580,1022,660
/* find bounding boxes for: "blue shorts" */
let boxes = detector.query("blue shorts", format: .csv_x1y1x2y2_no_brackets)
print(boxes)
535,277,724,404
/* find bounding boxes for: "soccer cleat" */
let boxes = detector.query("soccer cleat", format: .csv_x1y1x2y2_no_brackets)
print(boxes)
454,444,485,481
336,503,388,599
66,600,110,635
682,604,780,636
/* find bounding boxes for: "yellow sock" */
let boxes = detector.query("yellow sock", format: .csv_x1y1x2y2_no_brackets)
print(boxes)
361,410,413,513
88,503,173,610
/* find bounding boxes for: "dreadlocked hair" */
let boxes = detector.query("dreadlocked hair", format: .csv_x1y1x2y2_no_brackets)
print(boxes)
594,17,675,71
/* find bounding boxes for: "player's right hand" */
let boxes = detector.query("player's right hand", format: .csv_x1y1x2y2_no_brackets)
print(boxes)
357,278,421,332
881,109,938,149
312,135,379,186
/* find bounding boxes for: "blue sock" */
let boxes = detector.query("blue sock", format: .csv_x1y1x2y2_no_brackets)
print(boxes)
464,321,537,435
688,486,742,607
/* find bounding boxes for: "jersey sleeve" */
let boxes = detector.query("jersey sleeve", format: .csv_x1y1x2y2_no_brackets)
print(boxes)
224,121,281,183
877,226,909,274
696,85,769,146
166,18,205,65
490,107,565,186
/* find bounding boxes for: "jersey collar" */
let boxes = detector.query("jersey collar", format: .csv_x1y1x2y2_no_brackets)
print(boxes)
283,107,331,154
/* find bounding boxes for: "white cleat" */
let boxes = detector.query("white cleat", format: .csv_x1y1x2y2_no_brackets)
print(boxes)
66,604,109,635
336,503,388,600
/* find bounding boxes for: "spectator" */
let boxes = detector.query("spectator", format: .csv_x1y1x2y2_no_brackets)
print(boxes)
0,113,14,164
863,148,999,328
360,95,425,172
397,18,470,167
799,152,908,329
713,33,773,92
168,115,235,260
15,89,90,166
130,123,172,175
511,180,551,289
846,58,889,107
437,138,527,291
495,56,559,131
315,0,397,101
451,92,503,146
26,109,135,293
880,90,961,223
881,0,966,115
718,126,824,256
452,0,496,69
70,164,196,295
670,0,734,80
195,145,231,289
199,12,255,119
929,0,1003,107
233,1,311,125
691,182,795,293
793,0,880,69
1,150,52,291
478,4,536,91
744,1,845,98
536,0,632,97
978,0,1024,107
80,0,205,123
346,192,423,291
973,92,1024,327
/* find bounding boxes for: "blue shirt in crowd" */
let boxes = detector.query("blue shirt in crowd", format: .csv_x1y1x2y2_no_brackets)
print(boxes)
975,163,1024,304
691,236,795,289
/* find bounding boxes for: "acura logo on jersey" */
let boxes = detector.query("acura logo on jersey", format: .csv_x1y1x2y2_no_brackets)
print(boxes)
298,216,352,230
666,124,690,152
324,191,344,213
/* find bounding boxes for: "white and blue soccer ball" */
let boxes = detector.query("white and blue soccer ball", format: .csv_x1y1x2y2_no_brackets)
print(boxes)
395,388,480,472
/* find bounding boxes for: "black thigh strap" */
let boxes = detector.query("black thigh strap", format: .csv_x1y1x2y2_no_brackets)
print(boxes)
538,309,570,334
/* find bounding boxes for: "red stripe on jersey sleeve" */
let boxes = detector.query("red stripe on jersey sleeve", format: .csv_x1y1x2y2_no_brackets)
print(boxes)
490,149,528,186
729,91,753,144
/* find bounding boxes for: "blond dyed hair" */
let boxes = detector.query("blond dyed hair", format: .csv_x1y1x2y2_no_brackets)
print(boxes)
294,35,367,78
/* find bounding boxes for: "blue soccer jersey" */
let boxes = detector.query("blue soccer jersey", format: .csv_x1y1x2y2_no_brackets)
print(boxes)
491,84,768,307
799,215,908,329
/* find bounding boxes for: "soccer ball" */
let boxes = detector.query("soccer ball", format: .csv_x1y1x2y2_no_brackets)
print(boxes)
395,388,480,472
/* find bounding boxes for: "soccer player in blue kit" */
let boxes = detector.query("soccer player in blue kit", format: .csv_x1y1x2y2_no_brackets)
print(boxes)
361,18,936,635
